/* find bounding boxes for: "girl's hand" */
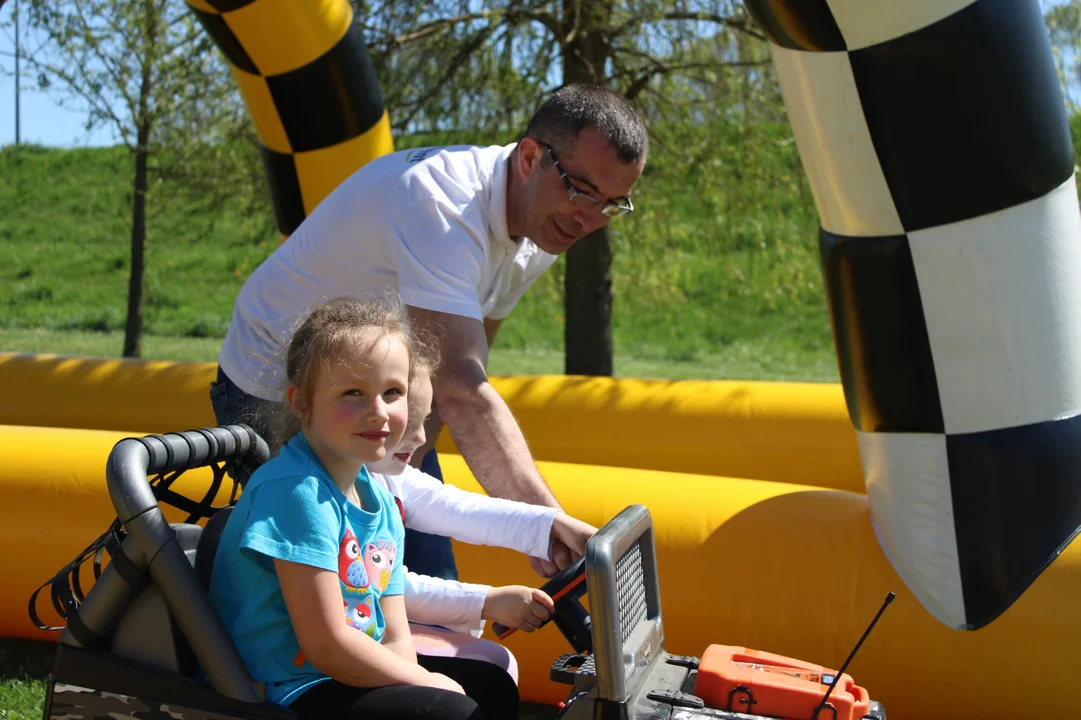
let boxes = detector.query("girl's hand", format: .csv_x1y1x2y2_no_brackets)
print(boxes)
482,585,555,631
424,671,466,695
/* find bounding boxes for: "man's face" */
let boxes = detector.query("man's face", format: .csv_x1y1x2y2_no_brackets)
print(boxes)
518,127,646,255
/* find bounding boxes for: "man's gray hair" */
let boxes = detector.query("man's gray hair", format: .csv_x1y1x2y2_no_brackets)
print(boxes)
524,84,649,164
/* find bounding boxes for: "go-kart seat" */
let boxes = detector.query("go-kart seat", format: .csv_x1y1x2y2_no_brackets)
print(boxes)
34,426,297,720
108,522,204,678
195,506,233,594
109,503,234,679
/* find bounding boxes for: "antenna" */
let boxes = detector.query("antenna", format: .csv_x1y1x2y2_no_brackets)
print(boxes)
813,592,895,720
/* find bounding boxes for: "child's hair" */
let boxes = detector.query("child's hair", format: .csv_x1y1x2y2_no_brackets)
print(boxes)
410,325,442,382
263,296,417,449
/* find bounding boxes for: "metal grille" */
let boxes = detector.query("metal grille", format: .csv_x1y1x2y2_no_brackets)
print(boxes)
616,540,647,643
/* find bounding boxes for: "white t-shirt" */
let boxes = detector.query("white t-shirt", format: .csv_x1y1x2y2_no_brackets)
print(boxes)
371,466,559,637
219,143,558,400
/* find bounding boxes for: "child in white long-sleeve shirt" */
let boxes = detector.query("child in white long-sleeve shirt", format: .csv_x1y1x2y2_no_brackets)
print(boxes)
365,337,597,680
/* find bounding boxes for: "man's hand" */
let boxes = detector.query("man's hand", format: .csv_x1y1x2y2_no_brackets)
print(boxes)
482,585,555,631
551,512,598,556
530,554,561,578
530,513,598,577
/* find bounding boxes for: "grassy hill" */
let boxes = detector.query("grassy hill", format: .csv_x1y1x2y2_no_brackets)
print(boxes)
8,110,1081,382
0,124,846,382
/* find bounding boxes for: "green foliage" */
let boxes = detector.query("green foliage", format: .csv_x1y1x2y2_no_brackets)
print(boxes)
0,108,836,374
18,0,230,149
362,0,760,136
1046,0,1081,110
10,0,266,356
0,144,278,338
5,1,1079,377
0,639,52,720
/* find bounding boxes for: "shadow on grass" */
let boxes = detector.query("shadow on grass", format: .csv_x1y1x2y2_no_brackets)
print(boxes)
1,638,54,720
0,638,557,720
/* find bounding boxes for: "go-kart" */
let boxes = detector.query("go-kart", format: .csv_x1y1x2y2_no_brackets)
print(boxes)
32,426,889,720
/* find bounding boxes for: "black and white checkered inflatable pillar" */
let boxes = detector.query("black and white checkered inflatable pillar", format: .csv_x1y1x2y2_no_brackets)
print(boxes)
744,0,1081,630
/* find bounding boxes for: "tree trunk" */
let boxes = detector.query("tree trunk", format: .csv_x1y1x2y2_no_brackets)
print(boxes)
124,2,156,359
564,230,613,375
123,121,151,358
561,0,613,376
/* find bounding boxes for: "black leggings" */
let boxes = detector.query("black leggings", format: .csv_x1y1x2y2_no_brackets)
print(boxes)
289,655,520,720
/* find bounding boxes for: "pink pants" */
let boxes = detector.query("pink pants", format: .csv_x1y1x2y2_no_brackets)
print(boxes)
409,623,519,685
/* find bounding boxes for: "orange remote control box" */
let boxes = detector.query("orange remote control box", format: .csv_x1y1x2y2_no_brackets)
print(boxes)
694,645,873,720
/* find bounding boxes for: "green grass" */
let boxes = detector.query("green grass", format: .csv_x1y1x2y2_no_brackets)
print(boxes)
1,145,274,340
0,128,839,382
0,635,556,719
0,327,841,382
0,639,53,720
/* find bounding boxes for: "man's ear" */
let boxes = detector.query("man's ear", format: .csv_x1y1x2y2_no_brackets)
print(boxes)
516,136,543,177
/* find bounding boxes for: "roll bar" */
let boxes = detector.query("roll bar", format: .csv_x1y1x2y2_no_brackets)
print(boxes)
62,426,268,705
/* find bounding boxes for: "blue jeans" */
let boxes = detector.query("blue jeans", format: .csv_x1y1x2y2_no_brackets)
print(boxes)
209,366,279,485
404,449,459,581
209,366,459,581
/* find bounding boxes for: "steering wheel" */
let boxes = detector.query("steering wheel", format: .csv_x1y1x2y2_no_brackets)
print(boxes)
491,554,592,654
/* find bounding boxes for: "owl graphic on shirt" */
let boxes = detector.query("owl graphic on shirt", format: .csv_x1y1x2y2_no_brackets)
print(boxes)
337,527,398,637
363,539,397,593
339,527,370,593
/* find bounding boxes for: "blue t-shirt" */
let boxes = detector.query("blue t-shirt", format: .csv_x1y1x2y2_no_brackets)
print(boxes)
208,432,406,707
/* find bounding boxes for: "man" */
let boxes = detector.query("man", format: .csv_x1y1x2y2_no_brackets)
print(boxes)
210,84,649,581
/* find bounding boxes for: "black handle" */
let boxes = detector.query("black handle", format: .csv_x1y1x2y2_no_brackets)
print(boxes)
492,554,591,653
106,425,267,524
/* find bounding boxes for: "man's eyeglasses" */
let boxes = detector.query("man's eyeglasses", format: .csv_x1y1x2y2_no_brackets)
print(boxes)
533,138,634,217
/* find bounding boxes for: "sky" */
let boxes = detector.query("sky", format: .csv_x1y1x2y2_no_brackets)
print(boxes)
0,6,119,147
0,0,1077,149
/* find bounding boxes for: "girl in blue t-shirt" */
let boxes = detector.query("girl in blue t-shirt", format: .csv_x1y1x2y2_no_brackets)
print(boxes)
209,297,491,720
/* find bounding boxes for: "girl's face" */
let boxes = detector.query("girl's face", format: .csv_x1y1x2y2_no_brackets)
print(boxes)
368,370,434,476
290,330,411,470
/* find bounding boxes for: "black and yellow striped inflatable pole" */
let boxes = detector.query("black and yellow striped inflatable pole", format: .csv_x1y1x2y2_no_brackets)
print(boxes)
183,0,394,244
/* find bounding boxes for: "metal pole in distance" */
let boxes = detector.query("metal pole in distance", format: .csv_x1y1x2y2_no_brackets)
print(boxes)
13,0,20,145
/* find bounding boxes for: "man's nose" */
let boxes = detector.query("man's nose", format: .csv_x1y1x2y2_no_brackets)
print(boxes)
571,206,609,235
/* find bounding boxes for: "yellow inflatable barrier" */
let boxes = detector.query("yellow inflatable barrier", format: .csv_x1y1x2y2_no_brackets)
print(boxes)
4,423,1079,719
0,352,864,493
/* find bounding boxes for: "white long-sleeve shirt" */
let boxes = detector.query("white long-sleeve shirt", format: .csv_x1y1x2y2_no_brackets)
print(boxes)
370,466,559,637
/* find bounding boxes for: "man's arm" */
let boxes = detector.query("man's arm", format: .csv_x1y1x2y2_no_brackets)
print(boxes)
406,305,560,509
410,315,504,465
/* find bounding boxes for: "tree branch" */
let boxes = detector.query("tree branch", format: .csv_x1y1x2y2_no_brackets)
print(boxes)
70,0,140,121
365,6,561,51
392,22,501,131
17,52,133,148
162,27,208,58
613,10,766,43
616,50,770,101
